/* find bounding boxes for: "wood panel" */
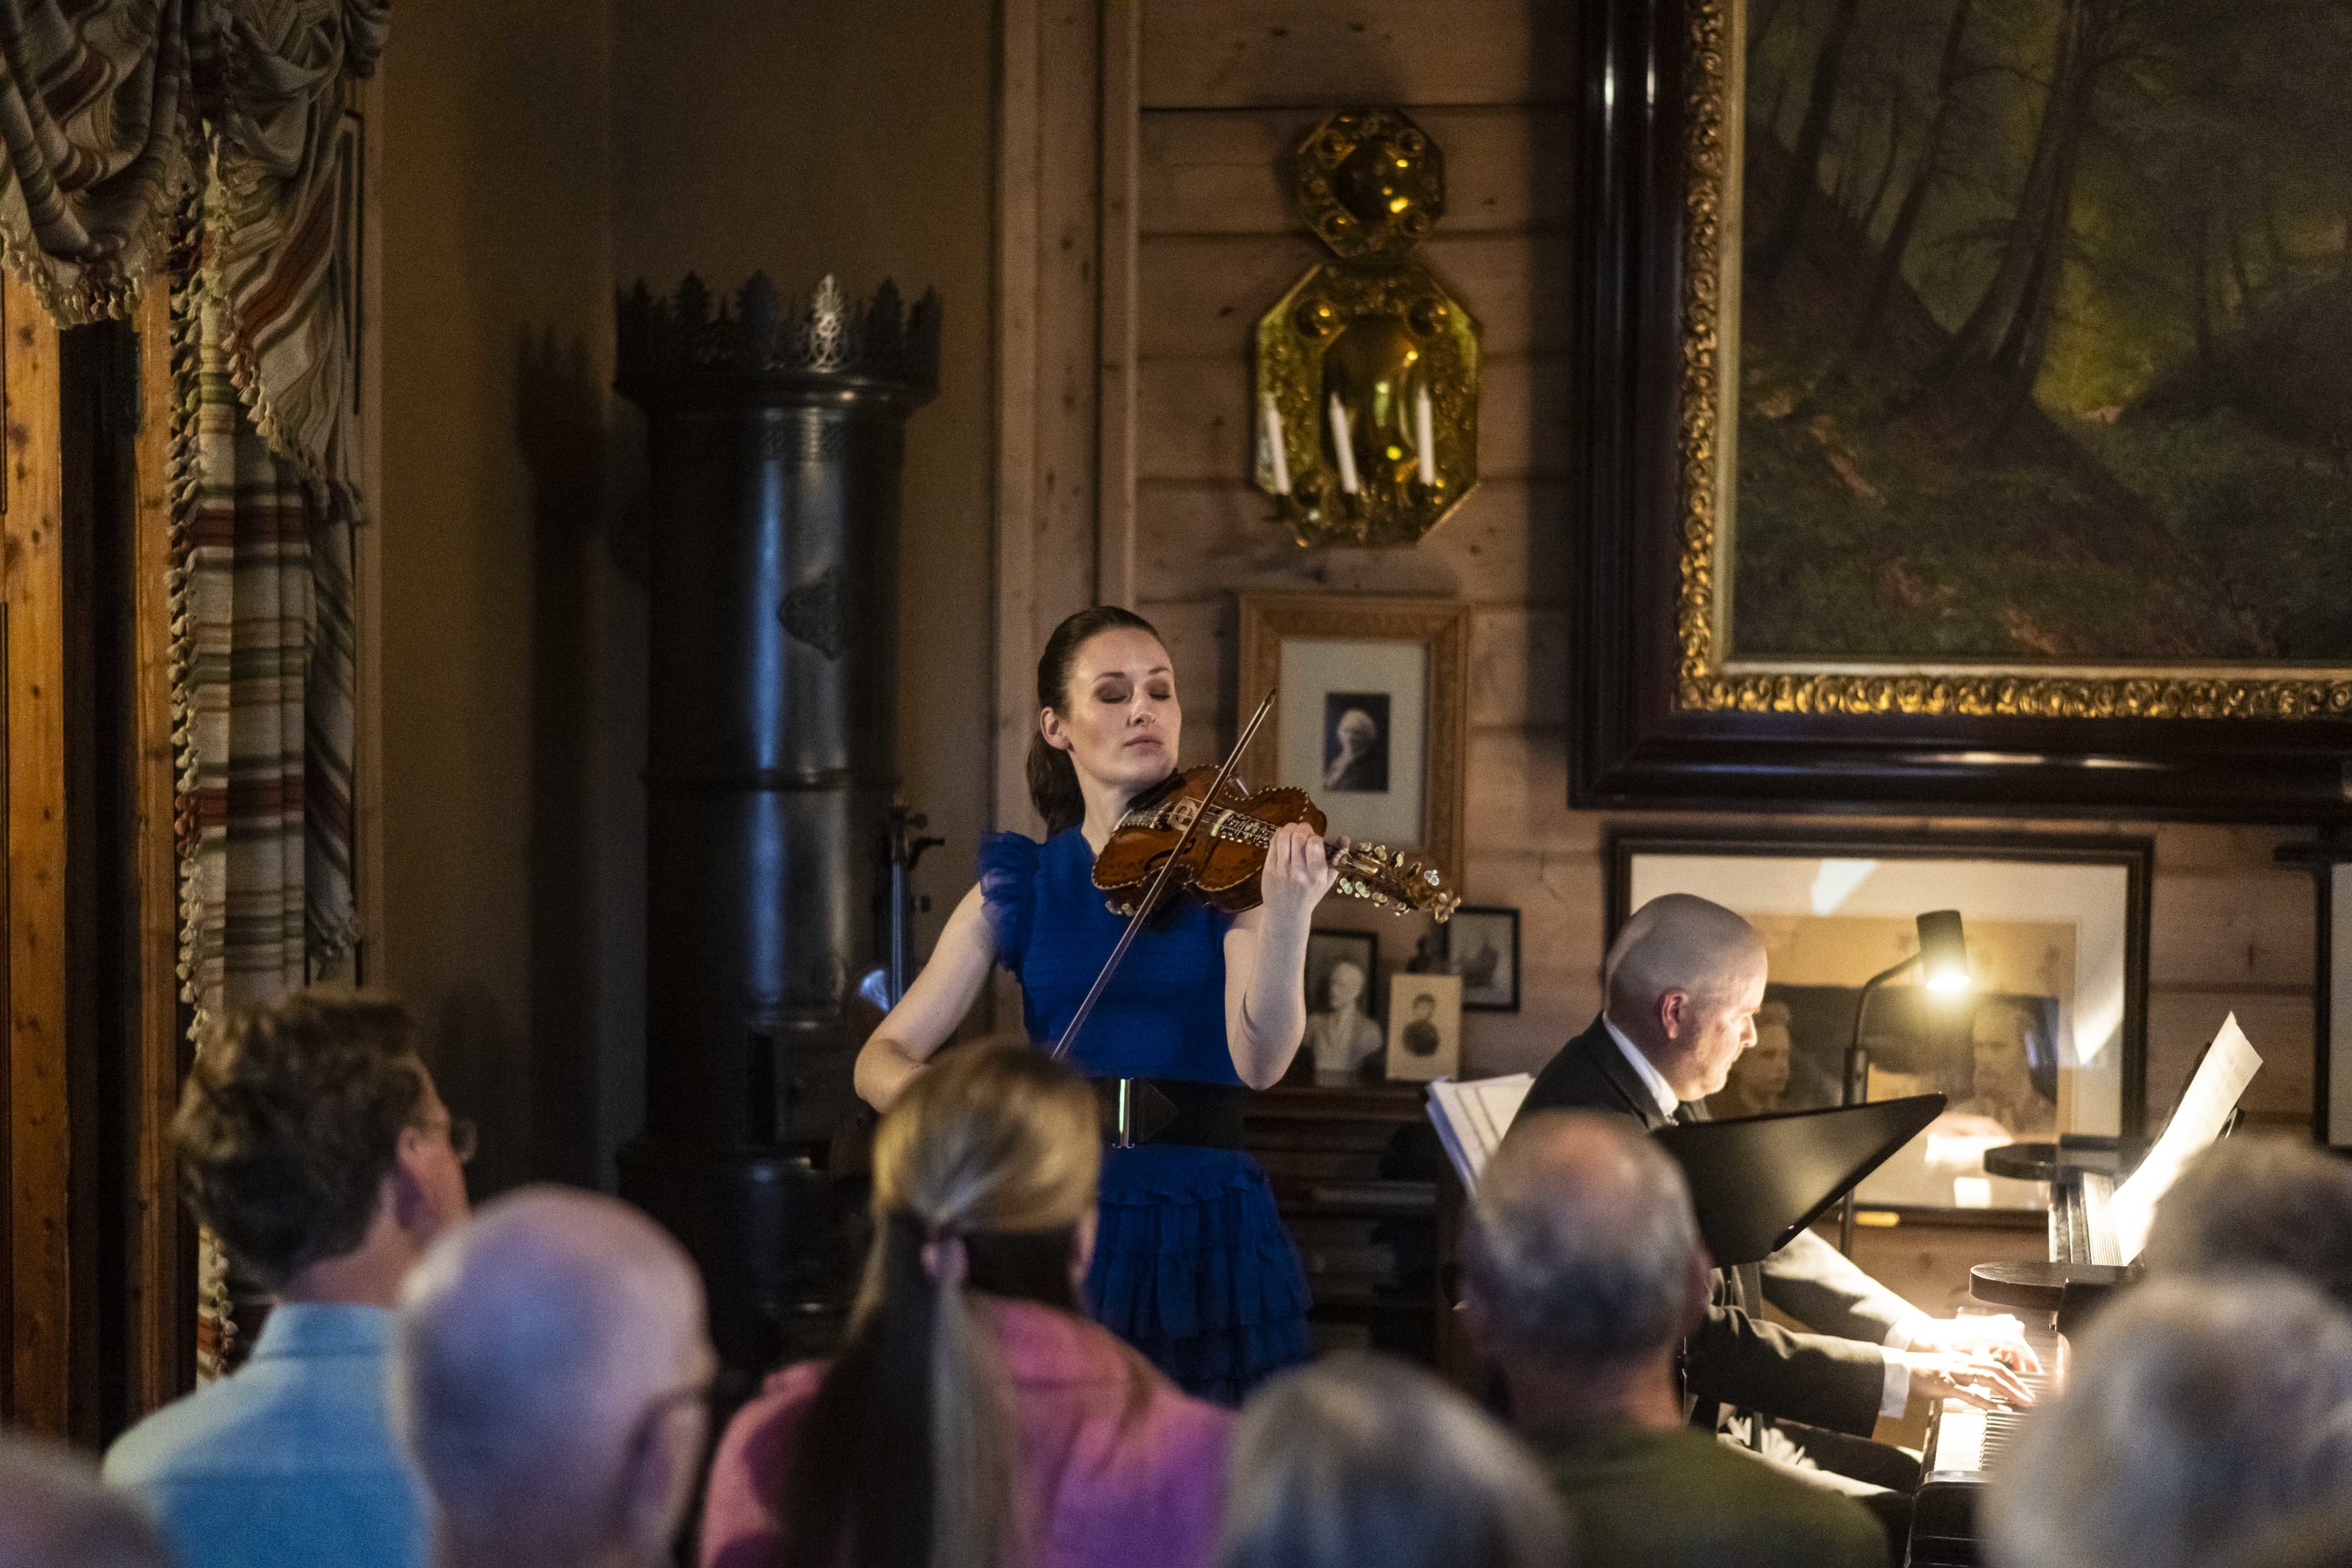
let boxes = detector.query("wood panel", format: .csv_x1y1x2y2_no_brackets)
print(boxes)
1140,0,1575,109
4,274,69,1436
1138,231,1573,361
1135,477,1571,603
2145,868,2311,991
130,281,186,1416
1098,0,1142,606
1140,106,1575,235
1137,354,1572,483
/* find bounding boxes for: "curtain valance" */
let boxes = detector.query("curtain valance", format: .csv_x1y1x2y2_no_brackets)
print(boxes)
0,0,385,488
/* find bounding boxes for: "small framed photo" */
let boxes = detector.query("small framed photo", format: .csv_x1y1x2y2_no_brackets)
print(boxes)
1446,906,1520,1013
1304,929,1383,1085
1239,595,1469,879
1385,972,1463,1083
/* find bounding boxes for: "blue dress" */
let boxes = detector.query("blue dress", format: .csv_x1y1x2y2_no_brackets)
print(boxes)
980,829,1314,1403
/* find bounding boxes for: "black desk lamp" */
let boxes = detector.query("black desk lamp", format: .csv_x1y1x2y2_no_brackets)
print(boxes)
1837,910,1970,1254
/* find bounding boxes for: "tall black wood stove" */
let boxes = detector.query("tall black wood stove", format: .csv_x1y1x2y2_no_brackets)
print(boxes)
614,273,937,1374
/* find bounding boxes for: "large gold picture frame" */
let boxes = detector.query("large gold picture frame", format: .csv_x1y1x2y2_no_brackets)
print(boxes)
1572,0,2352,816
1674,0,2352,723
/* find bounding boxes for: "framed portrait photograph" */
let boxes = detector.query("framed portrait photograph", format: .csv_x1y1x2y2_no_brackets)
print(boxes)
1304,929,1384,1086
1572,0,2352,814
1239,596,1468,878
1385,972,1464,1083
1612,833,2151,1214
1446,906,1521,1013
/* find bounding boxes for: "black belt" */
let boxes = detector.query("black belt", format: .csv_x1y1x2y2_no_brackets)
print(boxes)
1089,1077,1246,1150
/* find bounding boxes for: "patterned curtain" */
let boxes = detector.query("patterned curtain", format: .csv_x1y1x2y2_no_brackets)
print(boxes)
0,0,384,1378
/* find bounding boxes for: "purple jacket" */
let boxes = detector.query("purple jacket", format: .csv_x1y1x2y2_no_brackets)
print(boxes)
700,1297,1233,1568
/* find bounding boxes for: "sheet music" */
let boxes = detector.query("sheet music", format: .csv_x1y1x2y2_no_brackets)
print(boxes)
2109,1012,2263,1263
1426,1073,1534,1191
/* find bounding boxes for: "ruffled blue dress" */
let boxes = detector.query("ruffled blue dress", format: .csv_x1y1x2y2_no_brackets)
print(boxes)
980,829,1314,1403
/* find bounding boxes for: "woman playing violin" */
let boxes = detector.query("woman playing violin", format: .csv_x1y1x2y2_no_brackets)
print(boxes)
854,605,1336,1401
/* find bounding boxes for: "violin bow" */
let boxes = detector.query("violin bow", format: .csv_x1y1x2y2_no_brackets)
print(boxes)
1050,686,1279,1061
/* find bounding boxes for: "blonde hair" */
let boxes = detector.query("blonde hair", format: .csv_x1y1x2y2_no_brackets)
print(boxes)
786,1041,1100,1568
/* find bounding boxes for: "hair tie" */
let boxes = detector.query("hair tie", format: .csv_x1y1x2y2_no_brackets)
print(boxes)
920,1223,969,1288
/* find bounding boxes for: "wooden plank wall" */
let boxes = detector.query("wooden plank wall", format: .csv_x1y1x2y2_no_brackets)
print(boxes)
4,273,70,1434
1114,0,2314,1132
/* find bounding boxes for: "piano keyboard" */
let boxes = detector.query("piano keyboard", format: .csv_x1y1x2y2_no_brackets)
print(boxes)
1910,1318,2063,1566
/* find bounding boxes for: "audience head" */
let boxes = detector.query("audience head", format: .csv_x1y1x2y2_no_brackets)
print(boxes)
0,1435,171,1568
173,989,469,1299
1215,1352,1569,1568
1603,894,1767,1098
392,1187,714,1568
2145,1137,2352,1308
1987,1276,2352,1568
1465,1110,1709,1406
791,1041,1106,1568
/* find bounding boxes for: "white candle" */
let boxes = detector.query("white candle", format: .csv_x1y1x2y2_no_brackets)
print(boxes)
1260,392,1292,495
1415,384,1437,485
1328,393,1361,495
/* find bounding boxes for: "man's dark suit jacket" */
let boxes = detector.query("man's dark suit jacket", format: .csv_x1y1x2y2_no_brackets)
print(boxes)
1514,1015,1908,1438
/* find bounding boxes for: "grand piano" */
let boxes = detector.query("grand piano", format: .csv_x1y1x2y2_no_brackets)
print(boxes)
1906,1014,2260,1566
1906,1152,2133,1566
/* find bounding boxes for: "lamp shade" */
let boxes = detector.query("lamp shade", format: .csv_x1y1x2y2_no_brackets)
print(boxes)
1916,910,1971,991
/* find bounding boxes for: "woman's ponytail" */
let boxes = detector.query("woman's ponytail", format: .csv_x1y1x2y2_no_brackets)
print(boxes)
1028,605,1162,835
779,1044,1102,1568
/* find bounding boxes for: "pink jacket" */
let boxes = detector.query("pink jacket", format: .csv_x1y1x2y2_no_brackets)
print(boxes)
700,1298,1232,1568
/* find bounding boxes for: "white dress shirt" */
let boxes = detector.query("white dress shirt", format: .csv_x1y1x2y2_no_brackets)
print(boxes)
1602,1014,1918,1419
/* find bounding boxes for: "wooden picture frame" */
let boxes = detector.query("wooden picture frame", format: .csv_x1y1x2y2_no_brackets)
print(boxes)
1386,972,1464,1083
1446,905,1521,1014
1611,831,2151,1217
1238,595,1468,883
1572,0,2352,816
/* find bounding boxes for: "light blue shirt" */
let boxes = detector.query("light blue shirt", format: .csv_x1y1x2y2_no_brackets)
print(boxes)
104,1303,428,1568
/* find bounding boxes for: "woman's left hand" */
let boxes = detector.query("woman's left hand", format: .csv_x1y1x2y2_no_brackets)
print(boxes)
1260,821,1341,926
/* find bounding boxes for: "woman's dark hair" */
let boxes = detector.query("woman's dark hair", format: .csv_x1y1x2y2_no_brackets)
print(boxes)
1025,605,1164,835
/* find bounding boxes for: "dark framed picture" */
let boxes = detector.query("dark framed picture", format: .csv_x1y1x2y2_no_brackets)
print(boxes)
1612,832,2151,1215
2288,833,2352,1151
1239,595,1468,880
1304,929,1383,1085
1573,0,2352,815
1446,906,1520,1014
1386,972,1464,1083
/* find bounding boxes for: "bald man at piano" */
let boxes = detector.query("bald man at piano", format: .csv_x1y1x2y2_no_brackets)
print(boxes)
1512,893,2037,1517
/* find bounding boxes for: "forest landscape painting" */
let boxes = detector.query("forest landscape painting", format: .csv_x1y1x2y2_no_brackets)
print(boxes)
1733,0,2352,668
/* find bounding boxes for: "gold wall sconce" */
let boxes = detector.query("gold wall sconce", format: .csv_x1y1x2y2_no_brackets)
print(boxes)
1254,109,1481,548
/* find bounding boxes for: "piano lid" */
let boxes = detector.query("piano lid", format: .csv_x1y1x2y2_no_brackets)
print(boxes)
1653,1095,1946,1266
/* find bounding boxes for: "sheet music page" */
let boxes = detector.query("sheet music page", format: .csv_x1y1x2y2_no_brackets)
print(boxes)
1426,1073,1533,1191
2109,1013,2262,1262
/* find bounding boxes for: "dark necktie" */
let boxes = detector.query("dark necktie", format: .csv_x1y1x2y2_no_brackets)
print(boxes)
1672,1100,1705,1125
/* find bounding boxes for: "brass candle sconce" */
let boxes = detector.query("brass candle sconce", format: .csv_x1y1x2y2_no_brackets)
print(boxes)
1254,109,1481,547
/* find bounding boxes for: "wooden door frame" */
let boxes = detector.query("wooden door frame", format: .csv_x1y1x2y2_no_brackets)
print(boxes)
5,272,71,1435
129,280,188,1419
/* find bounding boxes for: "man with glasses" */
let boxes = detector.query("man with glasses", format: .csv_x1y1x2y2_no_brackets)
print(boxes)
391,1187,716,1568
106,991,472,1568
